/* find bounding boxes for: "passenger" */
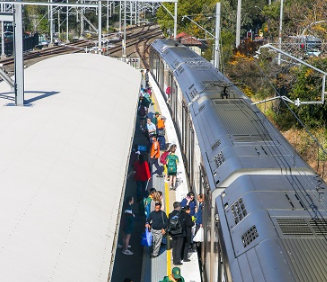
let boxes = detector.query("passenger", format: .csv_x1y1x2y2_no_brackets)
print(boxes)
133,154,151,200
147,87,152,97
145,202,168,258
144,188,156,217
192,193,205,252
168,202,184,266
121,196,135,256
157,116,166,150
165,86,171,103
195,194,204,230
160,145,171,182
159,267,185,282
181,205,194,262
149,135,163,177
166,144,179,189
129,144,140,170
145,69,150,88
140,70,146,89
147,118,157,138
180,192,197,216
152,111,160,126
151,191,164,212
137,104,148,132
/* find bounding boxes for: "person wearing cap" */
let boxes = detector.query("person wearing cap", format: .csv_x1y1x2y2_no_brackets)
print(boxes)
159,267,185,282
152,111,160,126
145,202,168,258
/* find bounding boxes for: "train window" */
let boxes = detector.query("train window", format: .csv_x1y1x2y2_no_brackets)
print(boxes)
182,101,188,154
159,61,164,90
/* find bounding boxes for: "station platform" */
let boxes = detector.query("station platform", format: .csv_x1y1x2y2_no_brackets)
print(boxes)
111,73,201,282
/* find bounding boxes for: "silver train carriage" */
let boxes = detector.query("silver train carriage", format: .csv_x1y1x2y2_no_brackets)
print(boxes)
149,39,327,282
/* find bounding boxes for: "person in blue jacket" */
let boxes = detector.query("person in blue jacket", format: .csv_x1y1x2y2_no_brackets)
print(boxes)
180,192,196,216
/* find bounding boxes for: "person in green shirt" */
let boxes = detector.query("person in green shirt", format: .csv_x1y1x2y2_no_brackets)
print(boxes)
159,267,185,282
152,111,160,126
166,144,179,190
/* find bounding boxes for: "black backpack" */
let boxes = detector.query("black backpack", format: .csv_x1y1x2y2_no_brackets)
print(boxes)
168,212,183,235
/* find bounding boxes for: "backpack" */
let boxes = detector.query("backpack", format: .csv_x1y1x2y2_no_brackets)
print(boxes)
167,155,177,173
168,212,183,235
143,197,152,217
160,151,169,165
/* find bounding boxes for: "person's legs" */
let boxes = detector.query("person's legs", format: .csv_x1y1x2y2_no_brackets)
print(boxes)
172,175,177,189
123,233,131,251
168,174,174,189
151,229,162,257
182,235,191,261
175,237,183,263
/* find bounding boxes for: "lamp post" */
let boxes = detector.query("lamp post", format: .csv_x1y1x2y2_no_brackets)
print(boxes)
182,3,221,69
236,0,241,47
278,0,283,65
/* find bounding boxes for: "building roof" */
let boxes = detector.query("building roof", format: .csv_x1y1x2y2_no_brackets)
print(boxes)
0,53,140,281
176,32,203,46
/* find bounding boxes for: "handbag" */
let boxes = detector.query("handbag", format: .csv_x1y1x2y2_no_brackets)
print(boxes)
141,228,153,246
157,128,165,136
193,226,204,242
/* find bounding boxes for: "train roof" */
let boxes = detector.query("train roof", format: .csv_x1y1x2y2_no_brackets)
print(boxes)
0,54,140,281
151,39,247,103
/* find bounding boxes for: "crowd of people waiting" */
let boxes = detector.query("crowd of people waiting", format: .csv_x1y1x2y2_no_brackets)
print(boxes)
120,70,204,282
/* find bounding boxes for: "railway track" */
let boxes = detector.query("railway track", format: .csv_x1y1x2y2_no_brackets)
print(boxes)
0,24,163,75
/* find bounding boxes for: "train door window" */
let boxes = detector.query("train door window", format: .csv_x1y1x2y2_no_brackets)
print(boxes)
172,81,178,121
188,122,194,187
159,61,164,90
182,102,188,153
199,166,203,195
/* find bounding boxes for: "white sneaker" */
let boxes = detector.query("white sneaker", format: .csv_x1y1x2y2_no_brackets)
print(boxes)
122,249,133,255
118,244,131,249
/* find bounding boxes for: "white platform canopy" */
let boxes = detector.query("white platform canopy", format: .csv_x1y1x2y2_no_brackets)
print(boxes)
0,54,140,281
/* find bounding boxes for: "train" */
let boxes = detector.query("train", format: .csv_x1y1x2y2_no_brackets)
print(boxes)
149,39,327,282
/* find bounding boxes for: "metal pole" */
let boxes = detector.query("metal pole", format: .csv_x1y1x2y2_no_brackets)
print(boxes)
278,0,283,65
236,0,241,47
50,0,53,43
80,0,84,37
58,8,60,37
173,2,177,40
130,1,132,25
122,0,126,59
98,0,101,52
14,0,24,106
66,0,69,42
135,1,137,25
214,2,220,70
106,0,109,31
1,20,5,59
119,1,121,33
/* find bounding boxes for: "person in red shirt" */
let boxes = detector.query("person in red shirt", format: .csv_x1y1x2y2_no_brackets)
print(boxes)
133,154,151,199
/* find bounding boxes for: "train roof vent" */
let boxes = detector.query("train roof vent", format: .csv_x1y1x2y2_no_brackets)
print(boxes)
213,99,272,142
231,198,247,225
308,219,327,235
242,225,258,248
211,139,221,150
277,218,313,235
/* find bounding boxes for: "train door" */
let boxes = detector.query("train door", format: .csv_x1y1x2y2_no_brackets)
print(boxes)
171,81,178,123
159,61,164,90
188,121,194,188
181,101,189,166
